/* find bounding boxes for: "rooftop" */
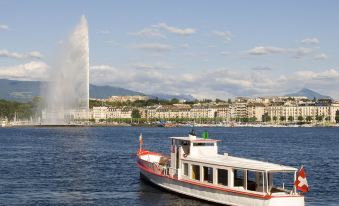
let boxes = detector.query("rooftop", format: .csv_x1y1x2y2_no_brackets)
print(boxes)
186,154,297,172
170,136,220,143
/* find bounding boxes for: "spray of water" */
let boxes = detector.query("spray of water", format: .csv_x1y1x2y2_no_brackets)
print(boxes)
43,16,89,124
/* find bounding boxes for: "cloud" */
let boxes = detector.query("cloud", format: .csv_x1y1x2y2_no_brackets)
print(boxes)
154,22,196,36
0,24,9,31
220,51,232,57
130,22,196,38
130,63,172,70
247,46,315,58
314,53,328,60
301,38,320,45
213,31,233,42
0,61,49,80
90,65,113,70
129,27,166,39
90,63,339,99
248,46,287,55
0,49,43,60
251,66,273,71
131,43,173,52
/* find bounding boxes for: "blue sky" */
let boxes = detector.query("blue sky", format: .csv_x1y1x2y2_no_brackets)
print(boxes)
1,0,339,99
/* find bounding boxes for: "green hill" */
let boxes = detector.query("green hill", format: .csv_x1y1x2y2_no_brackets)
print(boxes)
0,79,144,102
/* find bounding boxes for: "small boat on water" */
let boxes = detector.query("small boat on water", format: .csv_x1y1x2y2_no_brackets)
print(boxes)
137,130,308,206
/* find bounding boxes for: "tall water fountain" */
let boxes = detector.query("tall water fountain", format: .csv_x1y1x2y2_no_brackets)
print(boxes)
43,16,89,124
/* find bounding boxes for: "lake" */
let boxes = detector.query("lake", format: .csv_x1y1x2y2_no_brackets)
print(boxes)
0,127,338,205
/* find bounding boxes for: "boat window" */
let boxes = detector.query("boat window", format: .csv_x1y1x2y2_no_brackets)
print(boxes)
193,143,214,146
191,165,200,181
183,163,188,176
203,166,213,183
269,172,295,193
217,169,228,186
234,169,244,187
182,140,189,146
247,170,256,191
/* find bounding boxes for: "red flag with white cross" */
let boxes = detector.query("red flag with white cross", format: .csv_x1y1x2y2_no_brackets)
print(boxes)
294,166,309,193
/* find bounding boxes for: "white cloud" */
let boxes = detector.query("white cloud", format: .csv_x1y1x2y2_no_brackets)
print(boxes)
0,24,9,31
301,38,320,45
220,51,231,56
130,22,196,38
0,49,43,60
0,61,49,80
248,46,287,55
131,43,173,52
90,65,114,70
90,64,339,99
130,62,172,70
251,66,273,71
314,53,328,60
247,46,315,58
213,31,233,42
154,22,196,36
129,27,166,39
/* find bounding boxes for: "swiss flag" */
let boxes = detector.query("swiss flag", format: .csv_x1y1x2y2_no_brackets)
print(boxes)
294,166,309,193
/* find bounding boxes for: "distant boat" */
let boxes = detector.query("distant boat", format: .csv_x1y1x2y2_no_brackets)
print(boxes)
137,131,306,206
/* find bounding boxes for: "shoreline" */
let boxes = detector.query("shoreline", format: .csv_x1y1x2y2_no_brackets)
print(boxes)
2,122,339,128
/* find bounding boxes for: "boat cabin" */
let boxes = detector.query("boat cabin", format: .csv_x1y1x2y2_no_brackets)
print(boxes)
169,134,298,196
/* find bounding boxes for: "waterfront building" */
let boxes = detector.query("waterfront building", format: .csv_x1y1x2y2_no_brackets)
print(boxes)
92,106,108,121
247,103,265,122
107,95,149,102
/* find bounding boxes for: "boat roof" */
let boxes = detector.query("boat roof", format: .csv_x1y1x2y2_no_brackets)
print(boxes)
185,154,298,172
170,136,220,143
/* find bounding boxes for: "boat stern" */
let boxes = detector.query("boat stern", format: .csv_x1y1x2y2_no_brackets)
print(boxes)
268,195,304,206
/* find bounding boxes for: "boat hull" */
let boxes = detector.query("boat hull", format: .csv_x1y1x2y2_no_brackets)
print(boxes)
138,164,304,206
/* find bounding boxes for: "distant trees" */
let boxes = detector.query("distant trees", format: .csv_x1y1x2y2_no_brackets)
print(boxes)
306,116,313,122
262,113,271,122
131,109,141,118
0,99,35,120
273,116,277,122
315,115,324,122
279,116,286,122
298,116,304,122
249,117,257,122
288,116,294,122
215,98,225,103
170,98,180,104
336,115,339,123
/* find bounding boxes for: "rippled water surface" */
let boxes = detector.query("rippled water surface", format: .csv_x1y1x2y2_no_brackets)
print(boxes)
0,127,338,206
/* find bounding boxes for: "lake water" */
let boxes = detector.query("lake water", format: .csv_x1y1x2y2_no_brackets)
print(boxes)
0,127,338,206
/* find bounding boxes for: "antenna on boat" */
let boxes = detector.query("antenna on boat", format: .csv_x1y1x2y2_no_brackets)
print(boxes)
139,133,143,152
189,120,196,137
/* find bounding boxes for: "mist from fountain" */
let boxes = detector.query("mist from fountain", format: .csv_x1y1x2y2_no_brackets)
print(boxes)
43,16,89,125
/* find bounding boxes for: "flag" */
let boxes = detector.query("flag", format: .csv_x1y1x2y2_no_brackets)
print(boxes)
294,166,309,193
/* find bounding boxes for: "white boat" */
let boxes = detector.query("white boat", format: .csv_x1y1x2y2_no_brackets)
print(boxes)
137,131,305,206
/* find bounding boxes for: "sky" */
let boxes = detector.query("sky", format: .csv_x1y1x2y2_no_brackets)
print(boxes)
1,0,339,99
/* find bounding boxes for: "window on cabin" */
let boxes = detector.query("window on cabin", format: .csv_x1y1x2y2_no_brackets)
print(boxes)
183,163,188,176
191,165,200,181
203,166,213,183
234,169,244,187
193,143,214,146
217,169,228,186
247,170,257,191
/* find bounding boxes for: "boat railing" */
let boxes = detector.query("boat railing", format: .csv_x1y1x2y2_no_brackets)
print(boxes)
168,167,178,177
